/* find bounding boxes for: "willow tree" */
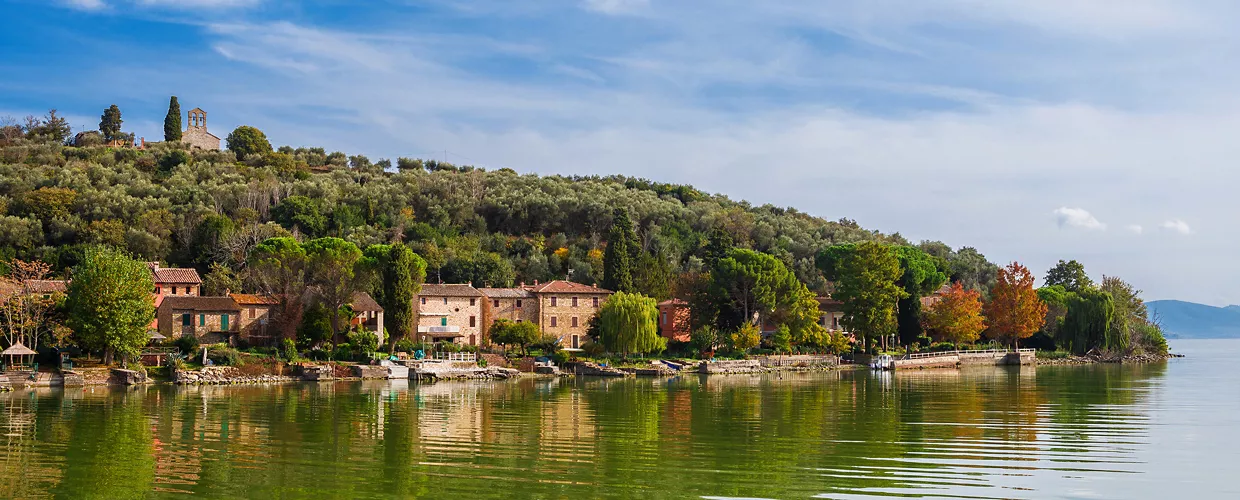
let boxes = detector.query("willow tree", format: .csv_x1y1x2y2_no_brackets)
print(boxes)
1058,288,1114,355
65,247,154,365
597,291,664,356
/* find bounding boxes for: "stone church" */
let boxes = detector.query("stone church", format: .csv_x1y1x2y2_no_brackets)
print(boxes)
182,108,220,150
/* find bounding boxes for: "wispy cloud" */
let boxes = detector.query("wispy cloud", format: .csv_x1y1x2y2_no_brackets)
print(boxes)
1126,224,1145,235
1160,219,1193,235
1054,207,1107,231
136,0,261,7
64,0,105,10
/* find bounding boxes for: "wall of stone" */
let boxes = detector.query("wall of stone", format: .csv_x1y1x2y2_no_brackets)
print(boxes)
537,293,606,346
415,295,483,345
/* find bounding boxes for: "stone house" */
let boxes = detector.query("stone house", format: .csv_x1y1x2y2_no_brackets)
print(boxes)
479,286,538,339
531,280,611,349
22,279,67,299
230,293,278,344
182,108,221,150
414,284,484,346
817,297,849,334
349,291,385,344
657,299,691,342
919,283,954,308
148,262,202,297
157,296,242,344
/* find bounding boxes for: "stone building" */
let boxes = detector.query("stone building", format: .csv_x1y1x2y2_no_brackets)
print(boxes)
479,286,538,339
414,284,484,346
349,291,385,344
157,296,242,344
230,293,278,344
531,280,611,349
148,262,202,297
657,299,691,342
182,107,220,150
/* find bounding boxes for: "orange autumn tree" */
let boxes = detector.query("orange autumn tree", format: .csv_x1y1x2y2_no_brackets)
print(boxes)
983,262,1047,347
923,281,986,345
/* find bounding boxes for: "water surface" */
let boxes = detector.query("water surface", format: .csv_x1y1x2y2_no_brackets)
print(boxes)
2,340,1235,499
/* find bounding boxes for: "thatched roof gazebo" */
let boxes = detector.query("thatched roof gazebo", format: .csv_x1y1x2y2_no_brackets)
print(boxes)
2,341,37,370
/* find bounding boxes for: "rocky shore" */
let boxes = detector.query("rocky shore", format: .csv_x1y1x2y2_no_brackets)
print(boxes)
173,366,298,385
1036,352,1181,365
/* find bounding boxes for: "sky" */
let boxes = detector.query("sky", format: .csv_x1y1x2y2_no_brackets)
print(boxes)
1,0,1237,305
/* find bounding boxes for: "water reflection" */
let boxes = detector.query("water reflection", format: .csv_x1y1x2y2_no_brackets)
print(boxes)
0,359,1177,499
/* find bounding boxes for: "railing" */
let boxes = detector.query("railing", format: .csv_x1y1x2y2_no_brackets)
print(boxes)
431,352,476,362
141,347,179,356
904,348,1035,360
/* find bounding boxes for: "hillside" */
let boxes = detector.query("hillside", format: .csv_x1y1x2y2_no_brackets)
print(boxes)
1148,300,1240,338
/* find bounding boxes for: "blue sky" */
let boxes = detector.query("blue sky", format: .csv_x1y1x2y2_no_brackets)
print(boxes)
4,0,1239,305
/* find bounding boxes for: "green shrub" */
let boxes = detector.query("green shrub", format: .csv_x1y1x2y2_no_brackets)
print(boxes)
477,357,488,368
928,342,957,352
173,335,200,356
394,337,417,353
281,338,300,361
332,344,354,361
552,350,571,366
207,344,244,366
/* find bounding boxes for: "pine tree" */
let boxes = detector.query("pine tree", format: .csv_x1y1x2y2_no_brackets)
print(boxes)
602,208,636,292
99,105,123,142
164,96,182,142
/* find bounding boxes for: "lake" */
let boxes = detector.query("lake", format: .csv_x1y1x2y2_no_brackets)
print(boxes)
1,339,1236,499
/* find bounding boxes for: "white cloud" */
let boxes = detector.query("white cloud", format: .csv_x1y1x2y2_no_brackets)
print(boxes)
65,0,105,10
1053,207,1107,231
1126,224,1144,235
582,0,649,15
1160,219,1193,235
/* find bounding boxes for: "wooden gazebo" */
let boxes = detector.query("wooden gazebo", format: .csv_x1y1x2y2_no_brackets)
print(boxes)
1,342,37,371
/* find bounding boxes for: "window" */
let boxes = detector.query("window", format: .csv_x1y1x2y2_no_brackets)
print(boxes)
572,335,580,348
550,316,557,327
182,314,191,326
832,317,838,329
493,299,500,308
572,297,578,307
441,317,448,326
469,316,476,327
154,286,161,294
551,297,557,307
662,312,668,325
250,308,256,319
421,297,426,305
470,298,476,306
199,314,205,327
571,317,578,328
443,297,448,305
221,314,229,330
172,286,178,295
516,299,523,308
592,297,599,308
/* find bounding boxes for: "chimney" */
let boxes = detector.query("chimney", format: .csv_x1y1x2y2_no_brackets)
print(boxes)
224,288,231,296
534,280,539,286
592,283,597,288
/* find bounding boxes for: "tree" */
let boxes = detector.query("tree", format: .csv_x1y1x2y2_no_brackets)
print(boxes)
99,105,123,142
827,241,906,351
923,282,986,344
983,262,1047,347
247,237,308,340
709,248,802,331
602,208,637,293
633,251,672,300
1058,288,1113,355
272,196,327,237
23,109,71,144
303,237,367,339
365,243,426,351
0,260,62,352
65,247,154,365
597,291,664,356
296,303,333,350
489,319,540,355
226,125,272,158
1044,259,1093,292
729,323,760,353
771,324,792,353
163,96,182,142
894,246,949,345
689,325,720,355
201,262,242,296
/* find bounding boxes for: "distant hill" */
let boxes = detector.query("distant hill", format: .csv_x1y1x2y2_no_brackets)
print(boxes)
1148,300,1240,338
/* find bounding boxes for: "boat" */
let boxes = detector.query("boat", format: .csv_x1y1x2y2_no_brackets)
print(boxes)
870,354,894,371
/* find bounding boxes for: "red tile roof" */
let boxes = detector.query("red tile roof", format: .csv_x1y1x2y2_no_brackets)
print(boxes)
151,266,202,284
418,284,484,297
159,296,240,312
230,293,278,305
23,279,68,294
658,298,688,307
533,280,611,294
479,287,535,298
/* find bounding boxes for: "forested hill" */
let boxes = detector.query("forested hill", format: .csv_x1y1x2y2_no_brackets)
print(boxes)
0,121,995,295
1147,300,1240,339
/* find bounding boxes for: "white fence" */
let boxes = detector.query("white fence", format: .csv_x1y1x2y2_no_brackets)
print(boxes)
431,352,477,362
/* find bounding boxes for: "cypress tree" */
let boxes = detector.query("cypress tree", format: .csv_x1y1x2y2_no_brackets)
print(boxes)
602,208,635,293
99,104,123,142
164,96,182,142
385,243,425,350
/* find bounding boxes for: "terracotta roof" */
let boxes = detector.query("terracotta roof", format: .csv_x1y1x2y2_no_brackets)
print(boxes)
23,279,68,294
230,293,278,305
418,284,483,297
159,296,240,312
658,298,688,307
479,287,535,298
151,266,202,284
350,292,383,312
816,297,844,311
533,280,611,294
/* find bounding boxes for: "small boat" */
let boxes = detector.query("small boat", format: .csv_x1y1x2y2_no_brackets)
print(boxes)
870,354,894,371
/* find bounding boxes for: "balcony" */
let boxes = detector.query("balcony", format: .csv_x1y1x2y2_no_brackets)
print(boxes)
417,325,461,333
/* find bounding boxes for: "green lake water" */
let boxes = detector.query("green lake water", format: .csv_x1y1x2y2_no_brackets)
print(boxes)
1,339,1236,499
